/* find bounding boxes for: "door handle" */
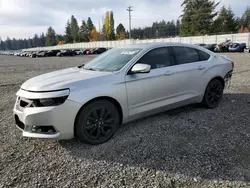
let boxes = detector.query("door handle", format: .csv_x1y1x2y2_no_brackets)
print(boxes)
165,71,174,76
197,66,206,70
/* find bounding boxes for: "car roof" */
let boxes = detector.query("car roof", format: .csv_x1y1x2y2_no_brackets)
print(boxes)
120,42,203,49
120,42,215,55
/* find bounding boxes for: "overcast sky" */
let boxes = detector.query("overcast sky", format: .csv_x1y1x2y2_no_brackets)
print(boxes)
0,0,249,39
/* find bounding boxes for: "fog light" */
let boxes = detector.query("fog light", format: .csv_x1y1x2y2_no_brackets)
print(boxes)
31,126,57,134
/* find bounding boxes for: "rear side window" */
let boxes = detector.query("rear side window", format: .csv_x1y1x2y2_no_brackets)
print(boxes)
198,50,210,61
172,47,199,65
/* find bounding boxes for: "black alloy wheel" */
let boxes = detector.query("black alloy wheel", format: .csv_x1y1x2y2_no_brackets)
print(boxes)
75,100,120,145
202,79,224,109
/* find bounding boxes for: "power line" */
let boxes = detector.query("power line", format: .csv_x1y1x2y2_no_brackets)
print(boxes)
126,6,133,39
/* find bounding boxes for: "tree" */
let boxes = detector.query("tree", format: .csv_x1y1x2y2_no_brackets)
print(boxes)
33,34,39,47
79,20,89,42
5,37,12,50
240,7,250,30
103,11,110,40
27,38,33,48
45,26,56,46
176,19,181,36
116,23,126,40
70,15,79,42
0,38,5,50
212,6,238,34
40,33,46,47
56,34,64,44
109,11,115,40
89,28,101,42
65,20,72,43
87,17,94,36
180,0,219,36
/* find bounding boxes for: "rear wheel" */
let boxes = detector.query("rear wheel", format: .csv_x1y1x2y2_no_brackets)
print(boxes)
75,100,120,145
202,79,224,109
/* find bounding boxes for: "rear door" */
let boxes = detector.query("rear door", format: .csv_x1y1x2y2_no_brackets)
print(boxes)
170,46,212,99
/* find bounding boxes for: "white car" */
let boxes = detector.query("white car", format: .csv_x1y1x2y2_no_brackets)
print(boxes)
13,43,233,144
73,49,83,55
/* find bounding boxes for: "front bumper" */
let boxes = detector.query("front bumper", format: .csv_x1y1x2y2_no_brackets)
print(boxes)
13,90,82,140
224,70,233,88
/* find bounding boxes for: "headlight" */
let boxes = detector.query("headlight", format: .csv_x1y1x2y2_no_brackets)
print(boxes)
33,96,68,107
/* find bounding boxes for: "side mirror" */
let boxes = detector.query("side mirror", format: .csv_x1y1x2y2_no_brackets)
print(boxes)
130,63,151,74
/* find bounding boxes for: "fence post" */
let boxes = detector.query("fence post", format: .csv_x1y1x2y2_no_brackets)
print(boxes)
248,33,250,47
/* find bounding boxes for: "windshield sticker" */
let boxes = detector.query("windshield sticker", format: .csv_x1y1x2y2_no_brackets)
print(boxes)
121,50,139,55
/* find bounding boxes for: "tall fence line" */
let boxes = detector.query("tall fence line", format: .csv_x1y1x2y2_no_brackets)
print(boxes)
23,33,250,51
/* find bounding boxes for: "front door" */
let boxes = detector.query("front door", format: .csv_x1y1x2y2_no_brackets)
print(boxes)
125,47,178,117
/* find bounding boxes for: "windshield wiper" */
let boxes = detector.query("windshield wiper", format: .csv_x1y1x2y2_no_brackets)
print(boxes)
83,67,98,71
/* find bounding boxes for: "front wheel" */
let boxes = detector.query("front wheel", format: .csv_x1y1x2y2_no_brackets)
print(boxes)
75,100,120,145
202,79,224,109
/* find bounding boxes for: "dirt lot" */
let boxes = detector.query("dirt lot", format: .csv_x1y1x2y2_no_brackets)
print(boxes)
0,54,250,188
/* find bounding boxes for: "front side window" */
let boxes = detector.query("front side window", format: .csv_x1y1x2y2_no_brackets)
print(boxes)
137,47,172,69
83,48,141,72
173,47,199,65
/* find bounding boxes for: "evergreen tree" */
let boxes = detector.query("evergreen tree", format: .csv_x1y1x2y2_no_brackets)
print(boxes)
240,7,250,30
70,15,79,42
212,6,238,34
180,0,219,36
33,34,39,47
11,38,18,50
56,34,64,44
27,38,33,48
40,33,46,47
87,17,94,36
79,20,89,42
116,23,126,40
5,37,12,50
176,19,181,36
0,38,5,50
109,11,115,40
45,26,56,46
65,20,72,43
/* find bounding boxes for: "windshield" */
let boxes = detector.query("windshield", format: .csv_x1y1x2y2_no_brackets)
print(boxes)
83,48,141,72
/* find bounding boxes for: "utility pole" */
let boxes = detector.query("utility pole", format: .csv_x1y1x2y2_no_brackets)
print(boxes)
126,6,133,39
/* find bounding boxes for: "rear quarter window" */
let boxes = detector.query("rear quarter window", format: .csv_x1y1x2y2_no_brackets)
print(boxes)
198,50,210,61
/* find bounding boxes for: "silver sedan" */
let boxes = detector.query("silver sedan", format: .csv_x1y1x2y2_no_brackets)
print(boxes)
13,43,233,144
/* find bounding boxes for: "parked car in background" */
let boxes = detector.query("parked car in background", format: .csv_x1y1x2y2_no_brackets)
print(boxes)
44,50,61,57
83,49,91,55
14,42,233,145
92,48,107,54
73,49,83,55
195,43,207,47
244,46,250,53
20,52,27,57
228,43,246,52
36,51,46,57
203,44,217,52
57,50,77,57
29,52,37,58
214,39,232,52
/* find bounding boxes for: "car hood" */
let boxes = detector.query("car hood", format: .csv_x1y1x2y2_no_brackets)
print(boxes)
21,67,113,91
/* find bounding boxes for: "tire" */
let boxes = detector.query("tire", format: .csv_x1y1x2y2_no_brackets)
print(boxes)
75,100,120,145
202,79,224,109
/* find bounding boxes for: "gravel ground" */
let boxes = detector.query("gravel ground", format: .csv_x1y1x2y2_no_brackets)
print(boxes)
0,54,250,188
